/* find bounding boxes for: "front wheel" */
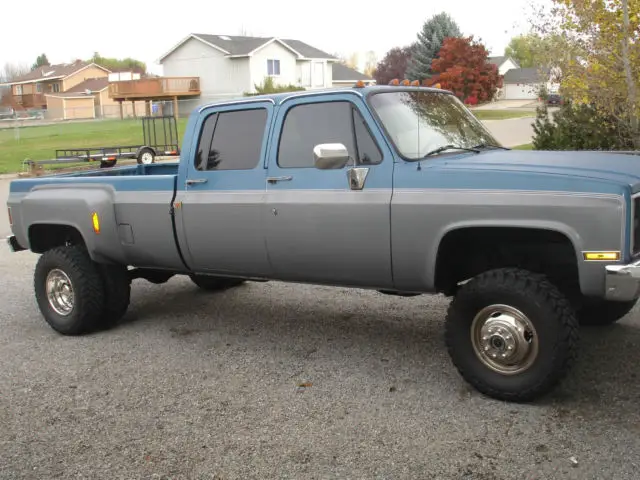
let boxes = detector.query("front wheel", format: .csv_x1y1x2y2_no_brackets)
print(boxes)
34,246,106,335
445,268,579,402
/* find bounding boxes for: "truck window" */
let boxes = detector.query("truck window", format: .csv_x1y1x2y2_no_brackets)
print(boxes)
195,108,268,171
352,107,382,165
277,101,357,168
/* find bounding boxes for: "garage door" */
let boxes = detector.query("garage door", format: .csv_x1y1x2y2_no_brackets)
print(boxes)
505,83,539,100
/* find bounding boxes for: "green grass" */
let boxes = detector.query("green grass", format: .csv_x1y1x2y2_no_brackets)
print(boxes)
0,118,188,174
473,110,536,121
513,143,533,150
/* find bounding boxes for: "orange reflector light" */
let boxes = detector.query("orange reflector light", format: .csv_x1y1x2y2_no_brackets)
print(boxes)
400,79,410,85
411,80,420,86
355,80,366,88
91,212,100,234
389,78,400,85
434,83,442,89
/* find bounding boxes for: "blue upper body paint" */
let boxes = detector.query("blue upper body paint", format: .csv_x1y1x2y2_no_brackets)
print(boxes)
8,84,638,210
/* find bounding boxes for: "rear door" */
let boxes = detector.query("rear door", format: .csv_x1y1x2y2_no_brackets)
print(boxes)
175,101,273,277
263,93,395,288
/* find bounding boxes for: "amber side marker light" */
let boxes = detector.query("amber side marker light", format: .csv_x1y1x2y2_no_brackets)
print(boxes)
583,251,620,261
91,212,100,234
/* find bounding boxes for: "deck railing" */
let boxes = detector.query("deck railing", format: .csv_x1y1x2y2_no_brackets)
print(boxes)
108,77,200,99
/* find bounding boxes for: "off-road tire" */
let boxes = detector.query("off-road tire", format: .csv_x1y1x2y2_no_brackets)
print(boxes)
576,298,637,326
445,267,579,402
189,274,245,292
34,246,105,336
97,264,131,326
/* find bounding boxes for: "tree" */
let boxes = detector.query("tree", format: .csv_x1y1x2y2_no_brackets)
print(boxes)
372,46,413,85
31,53,50,71
406,11,462,82
504,32,575,69
363,51,378,77
530,0,640,148
0,62,29,82
427,36,503,103
89,52,147,75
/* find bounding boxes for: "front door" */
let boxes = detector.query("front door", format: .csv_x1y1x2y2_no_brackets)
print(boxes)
264,93,394,288
175,101,272,277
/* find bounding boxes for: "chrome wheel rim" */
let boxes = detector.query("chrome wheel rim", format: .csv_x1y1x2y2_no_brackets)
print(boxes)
470,304,538,375
46,269,74,316
141,152,154,164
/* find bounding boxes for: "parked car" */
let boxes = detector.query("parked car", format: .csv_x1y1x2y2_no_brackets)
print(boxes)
6,83,640,403
546,93,563,105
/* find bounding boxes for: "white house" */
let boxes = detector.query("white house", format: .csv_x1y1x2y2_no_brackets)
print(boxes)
158,33,338,110
502,67,560,100
488,56,520,75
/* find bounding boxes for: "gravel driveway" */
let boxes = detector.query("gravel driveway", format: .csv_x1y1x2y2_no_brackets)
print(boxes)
2,179,640,479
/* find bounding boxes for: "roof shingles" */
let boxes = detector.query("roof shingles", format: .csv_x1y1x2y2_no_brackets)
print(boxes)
332,63,373,82
192,34,337,59
6,61,107,85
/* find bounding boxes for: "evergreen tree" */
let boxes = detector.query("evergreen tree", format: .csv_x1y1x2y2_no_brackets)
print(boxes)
406,12,462,82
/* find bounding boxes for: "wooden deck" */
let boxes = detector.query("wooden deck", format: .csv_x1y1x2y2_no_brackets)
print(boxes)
108,77,201,100
10,93,46,108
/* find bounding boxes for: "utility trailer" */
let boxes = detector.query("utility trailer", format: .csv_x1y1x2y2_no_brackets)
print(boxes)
22,115,180,173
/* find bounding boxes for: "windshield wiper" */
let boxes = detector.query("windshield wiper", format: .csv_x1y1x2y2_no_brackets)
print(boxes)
422,144,481,158
471,142,510,151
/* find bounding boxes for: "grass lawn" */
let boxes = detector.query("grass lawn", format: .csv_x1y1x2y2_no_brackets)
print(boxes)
0,118,189,174
472,110,536,121
513,143,534,150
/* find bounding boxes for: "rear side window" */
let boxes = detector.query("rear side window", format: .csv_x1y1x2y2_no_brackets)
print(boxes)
277,100,383,168
195,108,268,171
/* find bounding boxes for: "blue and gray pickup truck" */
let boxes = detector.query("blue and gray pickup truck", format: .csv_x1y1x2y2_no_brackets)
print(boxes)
6,83,640,402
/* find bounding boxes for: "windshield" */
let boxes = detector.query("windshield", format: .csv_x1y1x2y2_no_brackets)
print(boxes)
367,90,501,159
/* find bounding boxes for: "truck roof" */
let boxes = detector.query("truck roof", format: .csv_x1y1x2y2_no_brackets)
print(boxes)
195,84,452,113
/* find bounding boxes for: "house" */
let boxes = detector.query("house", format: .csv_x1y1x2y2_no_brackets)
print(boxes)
158,33,339,110
44,77,147,120
488,56,520,76
331,63,375,87
0,60,111,113
502,67,560,100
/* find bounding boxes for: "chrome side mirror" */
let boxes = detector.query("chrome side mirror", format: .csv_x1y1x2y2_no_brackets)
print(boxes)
313,143,350,170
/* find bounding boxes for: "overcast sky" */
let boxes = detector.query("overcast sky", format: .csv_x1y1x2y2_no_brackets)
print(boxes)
1,0,543,74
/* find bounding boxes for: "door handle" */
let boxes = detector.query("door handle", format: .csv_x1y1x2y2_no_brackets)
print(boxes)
267,176,293,184
186,178,208,186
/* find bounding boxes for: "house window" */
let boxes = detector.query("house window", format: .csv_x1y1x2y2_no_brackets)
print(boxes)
267,59,280,76
15,85,23,95
52,83,60,93
36,83,43,93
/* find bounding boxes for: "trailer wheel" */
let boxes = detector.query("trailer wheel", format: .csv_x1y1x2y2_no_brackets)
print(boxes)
137,148,155,165
445,267,579,402
34,246,105,336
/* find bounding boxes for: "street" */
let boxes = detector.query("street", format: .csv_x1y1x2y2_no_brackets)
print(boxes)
484,116,536,148
1,175,640,479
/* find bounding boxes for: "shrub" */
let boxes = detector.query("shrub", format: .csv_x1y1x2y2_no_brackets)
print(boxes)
532,99,634,151
244,77,305,96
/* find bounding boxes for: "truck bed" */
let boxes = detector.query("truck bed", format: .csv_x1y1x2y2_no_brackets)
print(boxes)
8,161,183,270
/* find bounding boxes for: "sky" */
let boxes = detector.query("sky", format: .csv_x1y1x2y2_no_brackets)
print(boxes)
1,0,544,75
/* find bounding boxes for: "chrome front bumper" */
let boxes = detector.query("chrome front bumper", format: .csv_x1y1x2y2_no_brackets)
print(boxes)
605,259,640,301
6,235,25,253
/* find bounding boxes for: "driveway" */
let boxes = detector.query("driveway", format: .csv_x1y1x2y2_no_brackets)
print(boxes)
2,176,640,479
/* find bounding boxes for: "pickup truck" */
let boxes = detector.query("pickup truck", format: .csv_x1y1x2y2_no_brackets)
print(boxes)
6,83,640,403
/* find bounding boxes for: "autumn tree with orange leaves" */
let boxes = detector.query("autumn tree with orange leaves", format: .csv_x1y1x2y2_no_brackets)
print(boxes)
427,36,503,104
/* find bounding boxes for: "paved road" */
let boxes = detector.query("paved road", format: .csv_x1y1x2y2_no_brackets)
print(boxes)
3,178,640,479
484,116,536,148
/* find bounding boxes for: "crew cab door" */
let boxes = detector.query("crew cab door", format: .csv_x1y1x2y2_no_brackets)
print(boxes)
175,101,273,277
264,93,394,288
